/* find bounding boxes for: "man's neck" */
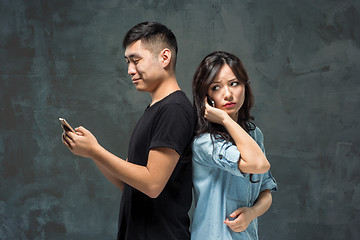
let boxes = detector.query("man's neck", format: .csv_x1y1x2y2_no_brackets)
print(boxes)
149,76,180,106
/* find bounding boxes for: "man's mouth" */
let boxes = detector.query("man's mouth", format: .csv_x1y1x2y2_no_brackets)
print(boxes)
132,78,141,83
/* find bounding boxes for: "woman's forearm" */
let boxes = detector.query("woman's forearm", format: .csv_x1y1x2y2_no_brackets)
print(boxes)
222,116,270,174
250,190,272,219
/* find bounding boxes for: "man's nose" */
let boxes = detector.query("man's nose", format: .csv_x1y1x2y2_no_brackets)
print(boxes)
128,63,136,76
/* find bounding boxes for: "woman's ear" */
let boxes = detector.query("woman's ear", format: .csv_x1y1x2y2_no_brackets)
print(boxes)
159,48,172,68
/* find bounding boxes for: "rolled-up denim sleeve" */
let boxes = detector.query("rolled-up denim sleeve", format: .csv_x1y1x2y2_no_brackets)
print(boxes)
192,134,245,177
250,127,278,192
260,170,278,192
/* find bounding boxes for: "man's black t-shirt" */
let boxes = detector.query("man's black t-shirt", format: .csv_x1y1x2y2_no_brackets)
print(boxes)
117,91,195,240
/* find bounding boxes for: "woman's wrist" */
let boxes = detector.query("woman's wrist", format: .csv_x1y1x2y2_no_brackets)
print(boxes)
221,113,234,126
247,207,257,221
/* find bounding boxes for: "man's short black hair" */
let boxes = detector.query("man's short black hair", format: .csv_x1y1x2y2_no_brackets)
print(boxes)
123,21,178,65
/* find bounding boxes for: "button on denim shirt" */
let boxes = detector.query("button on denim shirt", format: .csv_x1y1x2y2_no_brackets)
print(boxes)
191,127,277,240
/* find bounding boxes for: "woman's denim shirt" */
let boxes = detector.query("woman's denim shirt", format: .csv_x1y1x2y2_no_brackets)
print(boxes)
191,127,277,240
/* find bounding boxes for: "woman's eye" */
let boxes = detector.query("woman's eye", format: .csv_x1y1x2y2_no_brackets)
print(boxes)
230,82,239,87
212,85,220,91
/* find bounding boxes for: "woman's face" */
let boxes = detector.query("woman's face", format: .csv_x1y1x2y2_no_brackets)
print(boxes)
208,64,245,120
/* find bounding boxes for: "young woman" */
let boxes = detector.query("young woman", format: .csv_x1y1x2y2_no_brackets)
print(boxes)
191,51,277,240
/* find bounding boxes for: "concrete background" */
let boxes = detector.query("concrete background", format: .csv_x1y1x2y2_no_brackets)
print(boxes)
1,0,359,239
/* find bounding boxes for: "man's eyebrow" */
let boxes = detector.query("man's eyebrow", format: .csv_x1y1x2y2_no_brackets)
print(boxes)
124,54,140,59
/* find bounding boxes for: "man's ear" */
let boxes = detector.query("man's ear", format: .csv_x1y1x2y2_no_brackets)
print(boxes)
159,48,172,68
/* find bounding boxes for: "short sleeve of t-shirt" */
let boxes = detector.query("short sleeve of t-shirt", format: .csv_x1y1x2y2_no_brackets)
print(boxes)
150,102,193,157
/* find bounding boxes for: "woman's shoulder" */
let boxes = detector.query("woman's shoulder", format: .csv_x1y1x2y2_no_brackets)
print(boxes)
193,133,226,151
193,133,212,145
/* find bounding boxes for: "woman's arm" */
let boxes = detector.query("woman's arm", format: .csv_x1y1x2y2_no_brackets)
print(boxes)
223,189,272,232
204,103,270,174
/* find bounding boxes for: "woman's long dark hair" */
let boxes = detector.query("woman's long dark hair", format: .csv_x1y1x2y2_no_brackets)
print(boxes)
192,51,258,182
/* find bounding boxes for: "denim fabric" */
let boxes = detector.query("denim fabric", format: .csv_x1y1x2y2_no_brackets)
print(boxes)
191,127,277,240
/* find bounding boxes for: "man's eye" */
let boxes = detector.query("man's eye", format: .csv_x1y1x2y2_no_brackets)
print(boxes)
134,58,142,65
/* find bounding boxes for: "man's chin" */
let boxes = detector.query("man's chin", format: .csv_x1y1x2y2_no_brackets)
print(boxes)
134,85,147,92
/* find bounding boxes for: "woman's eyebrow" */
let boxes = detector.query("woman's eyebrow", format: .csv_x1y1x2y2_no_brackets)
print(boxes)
227,78,238,82
211,78,237,84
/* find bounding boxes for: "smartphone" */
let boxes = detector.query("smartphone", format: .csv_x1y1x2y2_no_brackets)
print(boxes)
207,95,215,107
59,117,76,133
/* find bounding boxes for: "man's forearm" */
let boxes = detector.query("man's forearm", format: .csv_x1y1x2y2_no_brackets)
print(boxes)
93,159,125,190
90,145,152,194
90,145,178,198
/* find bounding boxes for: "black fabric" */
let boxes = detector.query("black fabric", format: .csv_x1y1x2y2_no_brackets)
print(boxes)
117,91,195,240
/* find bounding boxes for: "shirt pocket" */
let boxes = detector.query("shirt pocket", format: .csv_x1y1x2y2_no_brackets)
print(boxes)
226,175,251,206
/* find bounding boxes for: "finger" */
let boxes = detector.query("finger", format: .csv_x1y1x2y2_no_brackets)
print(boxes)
230,208,244,218
223,222,243,233
63,130,77,141
75,126,87,133
224,219,245,231
232,222,247,232
231,226,245,233
223,217,238,226
62,133,73,150
203,97,212,108
76,131,84,136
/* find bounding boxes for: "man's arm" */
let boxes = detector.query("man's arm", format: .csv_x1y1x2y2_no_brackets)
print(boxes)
62,128,125,190
91,145,178,198
62,126,179,198
93,160,125,190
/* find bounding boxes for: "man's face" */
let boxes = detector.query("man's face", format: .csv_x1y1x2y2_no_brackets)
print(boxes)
124,40,163,93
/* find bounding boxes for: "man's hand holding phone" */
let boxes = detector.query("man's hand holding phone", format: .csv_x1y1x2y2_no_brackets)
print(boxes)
59,118,99,158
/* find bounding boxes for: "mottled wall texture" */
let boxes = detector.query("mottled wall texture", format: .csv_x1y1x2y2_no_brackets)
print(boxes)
0,0,359,239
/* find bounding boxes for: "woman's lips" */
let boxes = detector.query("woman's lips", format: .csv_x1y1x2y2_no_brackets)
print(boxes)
223,102,236,108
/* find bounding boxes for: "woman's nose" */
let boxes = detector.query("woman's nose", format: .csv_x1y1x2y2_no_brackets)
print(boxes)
223,86,233,100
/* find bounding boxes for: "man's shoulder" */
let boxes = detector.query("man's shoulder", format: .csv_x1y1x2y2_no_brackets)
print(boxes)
157,91,193,113
162,90,191,104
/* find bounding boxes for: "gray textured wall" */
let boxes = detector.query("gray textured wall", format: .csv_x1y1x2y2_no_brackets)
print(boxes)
1,0,359,239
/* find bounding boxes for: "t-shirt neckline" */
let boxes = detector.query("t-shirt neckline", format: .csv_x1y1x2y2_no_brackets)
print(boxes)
145,90,182,110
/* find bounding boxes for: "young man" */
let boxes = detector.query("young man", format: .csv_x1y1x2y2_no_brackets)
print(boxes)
62,22,194,240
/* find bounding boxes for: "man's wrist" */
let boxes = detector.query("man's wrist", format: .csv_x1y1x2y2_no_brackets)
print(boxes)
89,143,103,160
